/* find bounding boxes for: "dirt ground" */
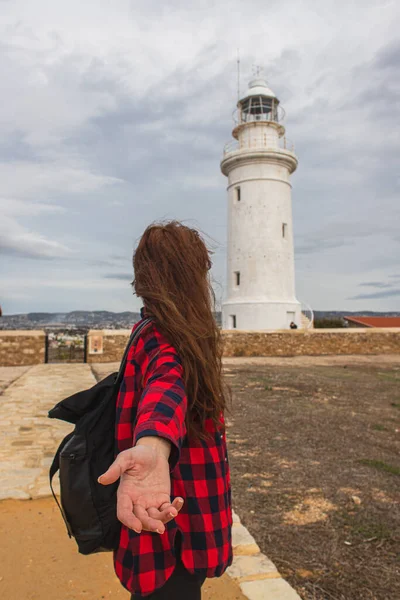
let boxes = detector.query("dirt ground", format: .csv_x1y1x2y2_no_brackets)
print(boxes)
0,498,244,600
226,359,400,600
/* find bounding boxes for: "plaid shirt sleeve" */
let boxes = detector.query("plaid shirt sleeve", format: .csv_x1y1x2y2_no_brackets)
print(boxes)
132,338,187,471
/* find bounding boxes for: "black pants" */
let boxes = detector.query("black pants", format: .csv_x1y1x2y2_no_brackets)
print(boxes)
131,536,205,599
131,557,205,599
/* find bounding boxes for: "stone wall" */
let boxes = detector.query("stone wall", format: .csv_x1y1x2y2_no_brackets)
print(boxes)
222,328,400,357
0,331,46,366
1,328,398,367
86,327,400,362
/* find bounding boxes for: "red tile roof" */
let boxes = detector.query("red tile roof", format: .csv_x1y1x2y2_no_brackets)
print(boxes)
345,316,400,328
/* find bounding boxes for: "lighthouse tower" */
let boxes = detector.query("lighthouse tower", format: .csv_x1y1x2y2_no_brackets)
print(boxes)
220,77,301,330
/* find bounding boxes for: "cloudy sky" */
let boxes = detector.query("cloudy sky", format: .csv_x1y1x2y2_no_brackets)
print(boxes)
1,0,399,315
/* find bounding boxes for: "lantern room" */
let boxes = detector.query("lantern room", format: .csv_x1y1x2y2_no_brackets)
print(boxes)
232,78,286,140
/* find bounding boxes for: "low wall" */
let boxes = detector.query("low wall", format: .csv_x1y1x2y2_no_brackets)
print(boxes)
87,327,400,362
222,328,400,357
1,328,399,367
0,330,46,366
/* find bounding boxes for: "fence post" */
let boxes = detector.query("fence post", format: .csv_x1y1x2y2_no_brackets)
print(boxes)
44,333,49,364
84,334,88,364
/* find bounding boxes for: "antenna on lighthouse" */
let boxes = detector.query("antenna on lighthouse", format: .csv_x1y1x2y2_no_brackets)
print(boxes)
237,48,241,103
252,64,264,78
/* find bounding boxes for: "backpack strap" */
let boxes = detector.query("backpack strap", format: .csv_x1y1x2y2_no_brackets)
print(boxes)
114,317,153,388
49,432,75,537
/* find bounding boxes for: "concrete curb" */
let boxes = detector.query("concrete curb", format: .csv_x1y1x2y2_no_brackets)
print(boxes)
228,510,302,600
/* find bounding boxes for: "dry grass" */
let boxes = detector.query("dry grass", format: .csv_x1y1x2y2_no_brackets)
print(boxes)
226,360,400,600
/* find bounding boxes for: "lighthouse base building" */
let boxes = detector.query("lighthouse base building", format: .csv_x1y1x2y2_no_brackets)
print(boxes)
221,78,301,331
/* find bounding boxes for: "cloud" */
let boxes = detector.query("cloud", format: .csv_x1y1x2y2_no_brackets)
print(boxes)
2,275,130,291
358,281,394,289
0,0,399,313
1,198,65,217
359,254,400,271
0,198,71,258
349,289,400,300
375,40,400,71
103,273,133,281
0,160,122,199
0,160,122,259
0,219,72,259
295,219,399,256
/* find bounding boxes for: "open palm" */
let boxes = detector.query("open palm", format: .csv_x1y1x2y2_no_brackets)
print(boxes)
99,445,183,534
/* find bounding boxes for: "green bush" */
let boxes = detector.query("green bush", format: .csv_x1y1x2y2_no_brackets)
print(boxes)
314,318,346,329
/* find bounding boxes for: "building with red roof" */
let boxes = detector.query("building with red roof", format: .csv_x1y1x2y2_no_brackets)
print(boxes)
344,316,400,328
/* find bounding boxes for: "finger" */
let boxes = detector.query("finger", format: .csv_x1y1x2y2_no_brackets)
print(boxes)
171,497,184,512
147,507,165,519
117,494,142,534
98,452,132,485
133,505,165,534
148,506,177,524
159,502,176,514
153,497,184,524
159,497,184,513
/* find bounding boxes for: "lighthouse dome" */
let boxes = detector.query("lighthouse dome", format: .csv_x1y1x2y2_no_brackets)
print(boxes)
240,78,277,101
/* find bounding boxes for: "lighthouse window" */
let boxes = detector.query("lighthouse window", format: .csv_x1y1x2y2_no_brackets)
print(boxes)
234,271,240,286
236,187,241,202
282,223,288,238
262,98,272,111
241,96,275,122
230,315,237,329
252,97,263,115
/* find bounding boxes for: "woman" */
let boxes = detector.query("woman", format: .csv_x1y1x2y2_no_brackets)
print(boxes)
99,221,232,599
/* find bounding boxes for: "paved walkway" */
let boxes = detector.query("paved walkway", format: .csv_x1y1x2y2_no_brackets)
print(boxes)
0,365,30,394
0,364,93,499
0,364,301,599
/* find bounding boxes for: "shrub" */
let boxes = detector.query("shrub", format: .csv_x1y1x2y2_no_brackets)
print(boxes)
314,318,346,329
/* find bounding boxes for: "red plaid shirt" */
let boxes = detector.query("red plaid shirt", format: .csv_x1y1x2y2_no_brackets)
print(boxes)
114,317,233,596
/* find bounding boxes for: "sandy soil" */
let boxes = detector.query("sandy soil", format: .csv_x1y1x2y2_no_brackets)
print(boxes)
0,498,244,600
227,361,400,600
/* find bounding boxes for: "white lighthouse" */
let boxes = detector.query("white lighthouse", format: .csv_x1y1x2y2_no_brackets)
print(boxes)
220,77,301,330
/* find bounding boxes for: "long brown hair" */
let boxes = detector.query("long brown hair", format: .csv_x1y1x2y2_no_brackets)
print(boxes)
132,220,229,441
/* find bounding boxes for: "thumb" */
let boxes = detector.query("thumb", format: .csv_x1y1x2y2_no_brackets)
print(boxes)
98,452,132,486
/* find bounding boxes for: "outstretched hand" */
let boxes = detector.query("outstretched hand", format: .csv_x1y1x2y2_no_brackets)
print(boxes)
98,443,183,534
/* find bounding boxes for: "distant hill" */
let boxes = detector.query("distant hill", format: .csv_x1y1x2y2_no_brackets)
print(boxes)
0,310,398,330
0,311,141,330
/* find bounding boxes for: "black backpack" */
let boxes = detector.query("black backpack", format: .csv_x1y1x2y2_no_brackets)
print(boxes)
48,318,152,555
